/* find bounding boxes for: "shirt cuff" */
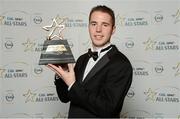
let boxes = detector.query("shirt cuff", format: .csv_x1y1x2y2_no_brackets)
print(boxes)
68,81,75,91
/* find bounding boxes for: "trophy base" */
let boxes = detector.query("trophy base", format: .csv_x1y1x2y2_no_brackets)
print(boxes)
39,39,75,65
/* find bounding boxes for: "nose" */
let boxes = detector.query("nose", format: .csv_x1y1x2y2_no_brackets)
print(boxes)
96,25,102,32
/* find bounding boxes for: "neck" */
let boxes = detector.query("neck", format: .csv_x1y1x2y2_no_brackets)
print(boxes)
92,42,111,51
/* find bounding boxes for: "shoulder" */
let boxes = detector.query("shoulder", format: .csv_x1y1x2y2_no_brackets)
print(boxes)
108,45,132,69
76,52,88,62
75,52,88,67
109,45,131,62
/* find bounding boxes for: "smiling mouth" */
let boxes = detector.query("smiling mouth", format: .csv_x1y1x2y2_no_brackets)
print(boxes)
95,35,103,39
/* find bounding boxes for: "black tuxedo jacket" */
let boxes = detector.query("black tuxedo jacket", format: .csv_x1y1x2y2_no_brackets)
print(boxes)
54,45,133,118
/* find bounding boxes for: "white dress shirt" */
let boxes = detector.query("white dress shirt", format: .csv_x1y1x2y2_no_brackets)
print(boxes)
68,43,112,90
82,43,111,81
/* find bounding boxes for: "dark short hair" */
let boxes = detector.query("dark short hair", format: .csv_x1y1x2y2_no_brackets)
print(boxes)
89,5,115,27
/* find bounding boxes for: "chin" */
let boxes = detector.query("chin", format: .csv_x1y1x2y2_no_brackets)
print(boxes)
93,43,104,48
92,40,107,47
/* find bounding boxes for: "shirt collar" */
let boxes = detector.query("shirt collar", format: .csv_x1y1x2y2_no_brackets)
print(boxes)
91,42,111,56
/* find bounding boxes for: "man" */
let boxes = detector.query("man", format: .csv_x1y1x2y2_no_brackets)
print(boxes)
47,5,133,118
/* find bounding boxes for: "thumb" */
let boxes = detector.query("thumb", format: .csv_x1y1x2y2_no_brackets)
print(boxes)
68,63,74,72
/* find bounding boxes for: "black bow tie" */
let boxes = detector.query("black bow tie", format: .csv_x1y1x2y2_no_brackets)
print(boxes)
88,45,112,61
88,49,98,61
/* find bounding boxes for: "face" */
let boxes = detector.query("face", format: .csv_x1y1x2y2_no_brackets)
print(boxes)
89,11,116,48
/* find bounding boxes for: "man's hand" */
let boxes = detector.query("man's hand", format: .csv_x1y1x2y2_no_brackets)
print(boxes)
47,63,75,86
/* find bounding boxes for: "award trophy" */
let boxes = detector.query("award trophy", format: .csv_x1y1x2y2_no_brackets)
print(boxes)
39,17,75,65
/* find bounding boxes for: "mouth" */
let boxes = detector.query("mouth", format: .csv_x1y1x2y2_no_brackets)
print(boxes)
95,35,103,39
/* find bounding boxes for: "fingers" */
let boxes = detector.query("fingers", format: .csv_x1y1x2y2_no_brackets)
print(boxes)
46,63,75,86
46,63,74,75
46,64,63,77
48,64,63,72
68,64,74,72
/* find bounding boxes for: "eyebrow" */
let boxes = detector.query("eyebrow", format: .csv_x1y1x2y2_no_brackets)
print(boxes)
90,21,110,25
89,21,97,24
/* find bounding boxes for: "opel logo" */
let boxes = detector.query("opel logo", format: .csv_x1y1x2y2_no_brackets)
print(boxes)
5,40,13,49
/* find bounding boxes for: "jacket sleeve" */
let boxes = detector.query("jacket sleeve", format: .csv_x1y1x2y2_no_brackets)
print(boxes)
54,55,86,103
68,60,133,117
54,74,70,103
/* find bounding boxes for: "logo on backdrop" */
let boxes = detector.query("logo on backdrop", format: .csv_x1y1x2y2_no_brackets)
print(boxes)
116,10,150,27
154,14,163,23
31,65,45,79
154,64,164,74
133,60,151,77
144,88,157,102
21,38,44,53
0,15,4,25
120,109,152,118
3,90,15,104
172,62,180,77
53,112,68,118
144,87,180,103
32,15,43,25
22,38,36,52
57,13,87,28
2,37,43,52
112,37,135,52
2,37,15,51
126,87,135,99
172,9,180,24
125,40,135,49
143,34,179,51
152,63,165,76
23,89,36,103
23,86,59,103
143,37,156,50
34,42,44,52
4,40,14,49
0,68,6,78
1,10,28,26
2,62,29,79
33,65,43,75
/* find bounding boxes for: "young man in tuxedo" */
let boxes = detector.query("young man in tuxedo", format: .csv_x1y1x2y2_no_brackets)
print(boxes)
47,5,133,118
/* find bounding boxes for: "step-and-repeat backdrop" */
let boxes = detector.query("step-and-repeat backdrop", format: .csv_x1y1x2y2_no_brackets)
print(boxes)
0,0,179,118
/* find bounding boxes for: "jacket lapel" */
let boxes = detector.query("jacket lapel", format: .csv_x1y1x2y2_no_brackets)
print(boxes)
77,56,89,82
81,45,118,83
83,53,110,83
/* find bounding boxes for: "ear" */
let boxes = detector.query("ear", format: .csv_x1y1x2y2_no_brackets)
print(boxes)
112,26,116,35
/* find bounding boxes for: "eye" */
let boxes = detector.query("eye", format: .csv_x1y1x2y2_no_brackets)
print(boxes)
103,24,108,27
103,23,109,27
91,23,96,26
